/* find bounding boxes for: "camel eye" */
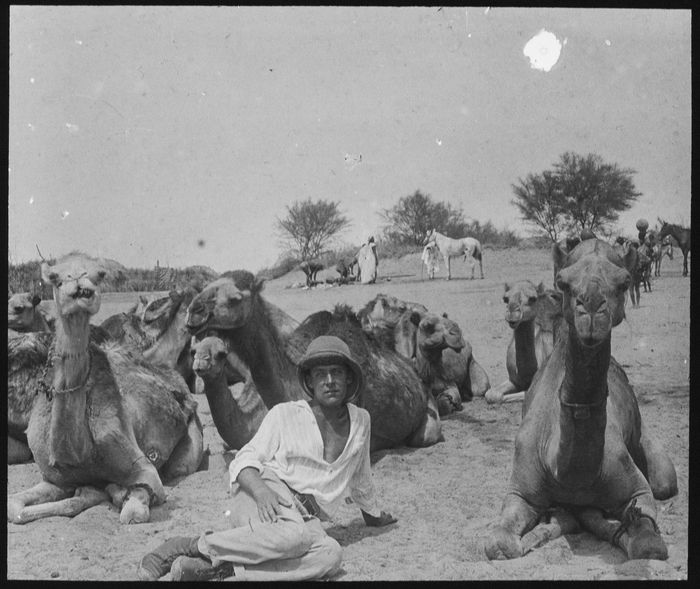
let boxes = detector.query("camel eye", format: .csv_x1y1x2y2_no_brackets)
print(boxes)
528,296,537,304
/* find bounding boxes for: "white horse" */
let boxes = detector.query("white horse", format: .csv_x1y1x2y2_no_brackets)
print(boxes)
424,229,484,280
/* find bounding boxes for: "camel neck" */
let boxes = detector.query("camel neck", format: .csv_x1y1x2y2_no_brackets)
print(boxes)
143,315,189,368
47,309,94,466
200,365,249,450
228,301,298,406
554,328,610,485
513,320,538,385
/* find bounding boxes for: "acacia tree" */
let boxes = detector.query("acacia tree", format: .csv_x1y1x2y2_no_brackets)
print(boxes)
275,199,350,261
512,152,641,240
380,190,467,245
511,170,567,242
556,152,640,234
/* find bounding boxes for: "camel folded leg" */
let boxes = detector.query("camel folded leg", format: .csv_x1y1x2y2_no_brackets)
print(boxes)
638,423,678,500
8,436,33,464
577,495,668,560
8,482,108,524
484,492,542,560
161,412,205,481
520,508,580,554
467,357,490,398
485,381,524,404
407,394,443,447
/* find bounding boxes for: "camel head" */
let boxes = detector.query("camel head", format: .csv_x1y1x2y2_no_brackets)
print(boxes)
358,294,427,333
186,274,263,335
190,336,228,379
502,280,542,328
142,286,199,338
41,254,106,318
553,239,635,347
534,287,563,333
7,292,42,331
413,311,465,355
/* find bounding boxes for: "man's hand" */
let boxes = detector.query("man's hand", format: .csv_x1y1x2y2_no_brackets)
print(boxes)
236,467,292,523
362,510,398,527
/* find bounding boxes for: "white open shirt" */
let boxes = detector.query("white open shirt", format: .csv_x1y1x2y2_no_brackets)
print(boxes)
229,400,381,520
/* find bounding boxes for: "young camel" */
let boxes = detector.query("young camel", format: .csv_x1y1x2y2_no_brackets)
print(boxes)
484,281,562,405
484,239,677,561
190,336,267,451
7,254,204,525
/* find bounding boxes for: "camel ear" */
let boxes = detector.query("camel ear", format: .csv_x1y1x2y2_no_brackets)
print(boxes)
504,282,510,293
41,262,59,285
536,282,545,295
139,295,149,305
552,243,569,278
31,294,42,307
252,276,266,295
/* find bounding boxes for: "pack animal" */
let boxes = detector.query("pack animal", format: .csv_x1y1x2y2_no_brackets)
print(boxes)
424,229,483,280
484,239,677,561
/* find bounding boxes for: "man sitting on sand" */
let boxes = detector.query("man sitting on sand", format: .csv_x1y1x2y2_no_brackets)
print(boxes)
138,335,397,582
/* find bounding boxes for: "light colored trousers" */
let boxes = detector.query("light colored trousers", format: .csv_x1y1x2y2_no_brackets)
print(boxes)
197,468,343,581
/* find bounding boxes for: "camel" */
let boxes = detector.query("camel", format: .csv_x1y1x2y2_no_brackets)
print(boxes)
484,281,563,405
421,242,440,280
185,277,443,452
484,239,677,561
8,292,53,333
653,236,674,277
356,237,378,284
299,260,324,287
424,229,484,280
7,253,204,525
658,219,690,277
357,293,490,408
190,336,267,451
613,238,642,308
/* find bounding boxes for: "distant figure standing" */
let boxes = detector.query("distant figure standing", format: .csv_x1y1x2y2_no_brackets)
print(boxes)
356,236,378,284
421,242,440,280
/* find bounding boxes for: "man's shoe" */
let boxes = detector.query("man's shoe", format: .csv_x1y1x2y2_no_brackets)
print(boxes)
137,536,201,581
170,555,235,581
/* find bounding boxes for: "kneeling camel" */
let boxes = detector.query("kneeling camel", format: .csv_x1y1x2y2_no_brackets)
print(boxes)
484,239,677,561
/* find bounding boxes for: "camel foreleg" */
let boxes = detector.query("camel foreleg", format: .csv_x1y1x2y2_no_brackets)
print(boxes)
521,508,579,554
8,482,108,524
484,492,542,560
577,496,668,560
639,423,678,500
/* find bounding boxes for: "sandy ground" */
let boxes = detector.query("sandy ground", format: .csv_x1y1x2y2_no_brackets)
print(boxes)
7,246,689,580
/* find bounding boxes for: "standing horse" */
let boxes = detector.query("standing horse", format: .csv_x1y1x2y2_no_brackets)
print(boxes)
424,229,484,280
657,220,690,277
653,236,674,277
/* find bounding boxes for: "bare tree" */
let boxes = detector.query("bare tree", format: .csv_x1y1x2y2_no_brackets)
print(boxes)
275,199,350,261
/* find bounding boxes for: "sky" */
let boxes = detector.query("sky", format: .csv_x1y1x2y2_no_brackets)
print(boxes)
8,6,692,273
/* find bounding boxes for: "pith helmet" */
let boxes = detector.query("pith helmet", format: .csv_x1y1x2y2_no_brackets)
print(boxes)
297,335,364,404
